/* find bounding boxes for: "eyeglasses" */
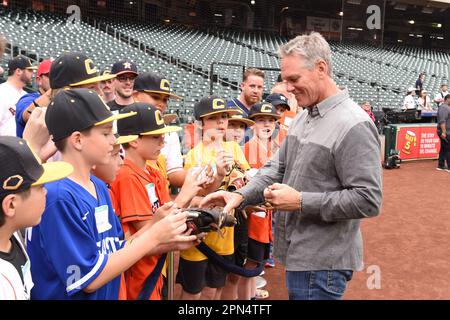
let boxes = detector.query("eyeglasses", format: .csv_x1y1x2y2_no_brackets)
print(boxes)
116,76,136,83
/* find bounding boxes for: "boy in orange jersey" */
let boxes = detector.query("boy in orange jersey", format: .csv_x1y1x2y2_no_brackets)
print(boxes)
241,102,281,300
111,103,208,300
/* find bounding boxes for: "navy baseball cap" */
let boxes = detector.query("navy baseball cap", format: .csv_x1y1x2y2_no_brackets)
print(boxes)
265,93,290,111
111,60,138,76
0,136,73,196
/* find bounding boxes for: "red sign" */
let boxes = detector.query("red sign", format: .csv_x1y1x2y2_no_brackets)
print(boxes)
396,126,440,160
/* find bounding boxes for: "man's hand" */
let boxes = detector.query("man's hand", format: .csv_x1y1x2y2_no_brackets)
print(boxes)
22,107,57,162
200,190,244,214
263,183,301,211
441,132,447,140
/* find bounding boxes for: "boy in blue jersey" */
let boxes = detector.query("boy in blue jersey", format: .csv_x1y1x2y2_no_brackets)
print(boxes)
27,89,197,300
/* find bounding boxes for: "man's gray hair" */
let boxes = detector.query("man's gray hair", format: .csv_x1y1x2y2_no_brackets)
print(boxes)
278,32,333,77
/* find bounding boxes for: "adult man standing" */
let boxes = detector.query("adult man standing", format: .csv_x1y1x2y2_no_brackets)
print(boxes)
107,60,138,112
433,84,449,108
201,32,382,300
226,68,264,143
436,94,450,171
0,55,36,136
226,68,265,116
15,59,53,138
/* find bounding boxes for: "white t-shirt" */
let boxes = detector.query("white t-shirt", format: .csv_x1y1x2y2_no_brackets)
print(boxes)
161,131,184,174
417,97,432,110
402,95,417,110
0,233,33,300
0,82,26,136
434,90,449,106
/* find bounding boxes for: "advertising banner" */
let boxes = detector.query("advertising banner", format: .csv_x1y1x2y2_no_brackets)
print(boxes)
396,125,440,160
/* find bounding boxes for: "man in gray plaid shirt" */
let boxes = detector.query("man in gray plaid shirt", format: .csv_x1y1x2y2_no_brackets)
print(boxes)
201,32,382,300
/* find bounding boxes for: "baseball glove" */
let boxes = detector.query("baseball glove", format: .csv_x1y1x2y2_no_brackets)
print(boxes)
183,207,237,235
219,162,248,192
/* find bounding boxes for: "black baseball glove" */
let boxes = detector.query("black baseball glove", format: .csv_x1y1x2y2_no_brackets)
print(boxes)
183,207,237,235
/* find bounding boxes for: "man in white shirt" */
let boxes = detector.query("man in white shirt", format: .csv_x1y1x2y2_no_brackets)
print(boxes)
402,87,417,110
433,84,449,108
0,56,36,136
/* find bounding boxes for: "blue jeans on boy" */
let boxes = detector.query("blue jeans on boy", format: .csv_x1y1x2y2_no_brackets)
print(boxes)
286,270,353,300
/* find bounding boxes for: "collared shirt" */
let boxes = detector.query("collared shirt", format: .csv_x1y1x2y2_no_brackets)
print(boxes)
237,88,382,272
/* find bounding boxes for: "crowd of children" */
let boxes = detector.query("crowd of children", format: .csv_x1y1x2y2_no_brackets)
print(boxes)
0,50,296,300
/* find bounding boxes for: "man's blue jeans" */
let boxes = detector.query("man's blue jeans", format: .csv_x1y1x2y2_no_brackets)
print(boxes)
286,270,353,300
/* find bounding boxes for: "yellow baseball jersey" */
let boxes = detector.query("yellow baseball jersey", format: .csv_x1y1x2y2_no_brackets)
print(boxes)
180,141,250,261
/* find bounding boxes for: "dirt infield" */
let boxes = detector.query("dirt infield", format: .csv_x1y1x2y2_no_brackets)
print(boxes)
173,160,450,300
262,160,450,300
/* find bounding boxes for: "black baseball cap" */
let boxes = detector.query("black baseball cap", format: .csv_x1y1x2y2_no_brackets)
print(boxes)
46,89,137,142
249,102,280,120
133,72,182,100
193,95,242,121
50,52,116,89
114,133,139,145
228,114,255,127
118,102,181,136
100,69,112,77
0,136,73,196
265,93,290,111
111,60,138,76
8,55,37,72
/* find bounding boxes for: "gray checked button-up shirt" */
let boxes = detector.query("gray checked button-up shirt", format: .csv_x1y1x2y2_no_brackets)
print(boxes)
237,88,382,272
